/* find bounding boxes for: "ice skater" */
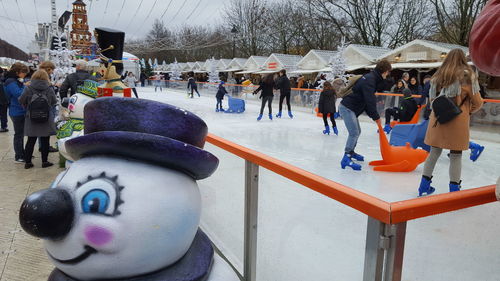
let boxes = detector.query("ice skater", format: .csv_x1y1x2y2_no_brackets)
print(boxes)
187,74,200,98
123,72,139,98
154,73,163,92
338,60,392,171
275,69,293,118
318,81,338,135
383,88,418,134
216,81,227,112
418,49,484,196
253,74,275,121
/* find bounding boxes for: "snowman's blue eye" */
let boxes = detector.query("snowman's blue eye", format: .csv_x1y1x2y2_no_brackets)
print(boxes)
82,190,109,214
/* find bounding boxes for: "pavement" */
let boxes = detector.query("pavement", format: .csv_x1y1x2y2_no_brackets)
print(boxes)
0,127,61,281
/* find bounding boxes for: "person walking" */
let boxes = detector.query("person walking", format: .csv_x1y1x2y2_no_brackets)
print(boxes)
338,59,392,171
253,74,275,121
418,49,484,196
59,60,95,98
187,75,200,98
275,69,293,118
18,70,57,169
318,81,338,135
123,72,139,98
4,62,29,162
0,68,8,132
215,81,228,112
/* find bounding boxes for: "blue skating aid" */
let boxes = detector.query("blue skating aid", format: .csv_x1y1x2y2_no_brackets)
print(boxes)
224,95,245,113
469,141,485,162
390,120,430,152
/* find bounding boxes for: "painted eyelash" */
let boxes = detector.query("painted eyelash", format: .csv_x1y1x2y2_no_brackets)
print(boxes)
77,172,125,216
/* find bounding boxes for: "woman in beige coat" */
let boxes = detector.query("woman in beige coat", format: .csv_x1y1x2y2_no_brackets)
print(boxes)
418,49,483,196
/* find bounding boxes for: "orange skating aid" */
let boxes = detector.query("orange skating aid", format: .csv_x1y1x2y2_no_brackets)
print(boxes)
369,122,429,172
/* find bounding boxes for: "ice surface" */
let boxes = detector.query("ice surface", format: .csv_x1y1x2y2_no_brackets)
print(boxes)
137,87,500,281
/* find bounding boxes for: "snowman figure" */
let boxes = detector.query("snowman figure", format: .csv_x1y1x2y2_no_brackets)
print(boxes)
19,98,239,281
57,80,99,164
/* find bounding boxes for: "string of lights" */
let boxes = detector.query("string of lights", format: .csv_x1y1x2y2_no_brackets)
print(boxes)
183,0,204,22
114,0,127,27
14,0,29,34
124,0,145,31
133,0,159,35
159,0,173,21
166,0,188,25
0,0,21,33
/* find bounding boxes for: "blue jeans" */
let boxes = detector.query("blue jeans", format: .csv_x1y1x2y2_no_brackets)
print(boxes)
10,115,25,159
339,104,361,154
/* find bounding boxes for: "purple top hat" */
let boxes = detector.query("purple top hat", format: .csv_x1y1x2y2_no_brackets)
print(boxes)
65,97,219,180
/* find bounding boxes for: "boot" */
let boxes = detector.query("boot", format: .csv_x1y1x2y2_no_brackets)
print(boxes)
341,154,362,171
257,114,263,121
469,142,484,162
418,176,436,196
351,152,364,162
216,108,219,112
333,126,338,136
334,112,340,119
220,108,225,112
269,114,273,120
276,111,282,118
288,111,294,118
323,125,330,135
449,181,461,192
383,124,392,134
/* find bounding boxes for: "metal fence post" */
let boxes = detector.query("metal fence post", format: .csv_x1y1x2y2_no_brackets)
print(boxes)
363,217,407,281
244,160,259,281
363,217,385,281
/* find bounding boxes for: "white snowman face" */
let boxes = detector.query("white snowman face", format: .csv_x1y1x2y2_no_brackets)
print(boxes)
67,93,95,119
45,156,201,280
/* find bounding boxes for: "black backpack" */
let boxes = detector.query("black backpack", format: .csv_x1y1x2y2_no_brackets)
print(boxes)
28,89,50,123
431,93,467,126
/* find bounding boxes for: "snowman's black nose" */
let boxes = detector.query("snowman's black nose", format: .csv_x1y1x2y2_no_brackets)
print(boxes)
19,188,74,240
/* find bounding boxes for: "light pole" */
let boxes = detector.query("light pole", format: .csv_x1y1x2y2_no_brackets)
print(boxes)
231,25,238,58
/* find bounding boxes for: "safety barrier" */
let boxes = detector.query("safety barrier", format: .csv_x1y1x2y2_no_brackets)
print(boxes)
202,133,498,281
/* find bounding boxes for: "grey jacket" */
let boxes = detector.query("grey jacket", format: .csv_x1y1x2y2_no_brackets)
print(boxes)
19,80,57,137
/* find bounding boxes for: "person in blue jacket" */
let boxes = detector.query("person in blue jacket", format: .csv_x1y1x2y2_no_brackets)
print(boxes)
338,59,392,171
215,81,228,112
4,62,29,163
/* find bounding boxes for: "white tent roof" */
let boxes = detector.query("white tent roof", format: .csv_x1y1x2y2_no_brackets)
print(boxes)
236,56,268,74
122,52,139,60
346,44,392,62
378,39,470,61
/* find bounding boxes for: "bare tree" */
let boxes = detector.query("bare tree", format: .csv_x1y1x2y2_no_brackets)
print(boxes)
431,0,487,46
223,0,269,56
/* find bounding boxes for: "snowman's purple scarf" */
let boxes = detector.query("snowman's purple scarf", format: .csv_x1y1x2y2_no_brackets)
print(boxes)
48,229,214,281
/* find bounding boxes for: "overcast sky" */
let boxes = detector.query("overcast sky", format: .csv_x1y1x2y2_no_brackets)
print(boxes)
0,0,230,52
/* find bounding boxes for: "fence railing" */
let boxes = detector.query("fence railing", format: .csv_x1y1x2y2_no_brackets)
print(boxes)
202,133,498,281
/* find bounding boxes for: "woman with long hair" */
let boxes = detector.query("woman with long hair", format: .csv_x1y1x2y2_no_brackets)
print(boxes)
418,49,483,196
18,70,57,169
253,74,275,121
4,62,29,162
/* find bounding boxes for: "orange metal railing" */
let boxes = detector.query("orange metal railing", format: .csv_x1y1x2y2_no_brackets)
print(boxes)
206,133,498,225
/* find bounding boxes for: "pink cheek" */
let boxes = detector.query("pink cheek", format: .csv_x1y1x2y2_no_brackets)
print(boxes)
84,226,113,246
68,104,75,111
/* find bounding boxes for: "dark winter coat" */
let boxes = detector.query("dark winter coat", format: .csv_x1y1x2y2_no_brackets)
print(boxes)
187,77,198,89
275,75,291,95
318,89,337,114
59,70,95,98
216,85,228,99
4,74,26,117
140,72,147,82
340,69,383,120
0,78,7,105
18,79,57,137
399,97,418,122
408,83,422,96
419,81,431,105
254,81,275,98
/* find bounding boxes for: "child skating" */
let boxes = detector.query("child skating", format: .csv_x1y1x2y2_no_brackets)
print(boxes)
216,81,228,112
318,81,338,135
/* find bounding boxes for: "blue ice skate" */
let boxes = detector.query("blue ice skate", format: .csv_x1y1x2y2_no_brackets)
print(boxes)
469,142,484,162
269,114,273,120
351,152,364,162
341,154,362,171
449,181,461,192
276,111,282,118
257,114,263,121
323,126,330,135
288,111,294,118
418,176,435,196
333,126,338,136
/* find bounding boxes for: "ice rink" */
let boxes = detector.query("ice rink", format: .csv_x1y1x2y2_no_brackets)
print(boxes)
138,86,500,281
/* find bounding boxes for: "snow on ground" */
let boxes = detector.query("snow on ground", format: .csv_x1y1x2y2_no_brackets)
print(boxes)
137,87,500,281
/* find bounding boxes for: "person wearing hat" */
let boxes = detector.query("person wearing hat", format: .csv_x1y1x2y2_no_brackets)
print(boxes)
383,88,418,134
215,81,228,112
19,97,239,281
